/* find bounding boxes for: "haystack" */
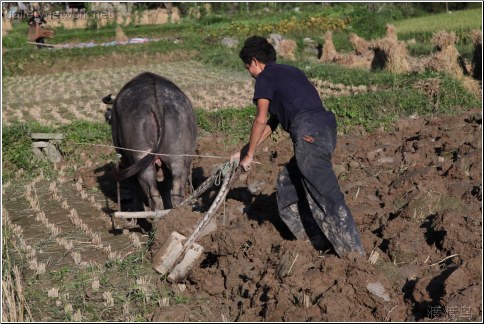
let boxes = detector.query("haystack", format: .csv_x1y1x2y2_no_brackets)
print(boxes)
349,32,371,55
386,24,398,41
2,17,13,36
461,76,482,98
115,26,129,43
425,31,467,77
267,34,297,61
320,31,340,62
471,29,482,82
170,6,181,23
369,38,410,73
337,53,373,70
278,39,297,61
61,19,76,29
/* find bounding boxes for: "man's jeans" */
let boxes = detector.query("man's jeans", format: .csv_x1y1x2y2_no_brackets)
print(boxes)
276,127,365,256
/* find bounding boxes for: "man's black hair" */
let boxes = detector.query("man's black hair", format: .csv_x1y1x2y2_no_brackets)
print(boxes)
239,35,276,65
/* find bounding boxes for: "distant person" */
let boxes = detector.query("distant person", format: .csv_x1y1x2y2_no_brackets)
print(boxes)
28,9,50,49
231,35,365,257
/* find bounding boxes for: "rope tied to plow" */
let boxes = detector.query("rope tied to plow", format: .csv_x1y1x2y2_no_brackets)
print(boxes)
214,162,235,186
73,142,231,160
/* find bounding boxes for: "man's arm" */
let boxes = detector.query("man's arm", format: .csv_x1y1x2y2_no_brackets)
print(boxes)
238,98,270,171
237,123,273,158
246,98,270,157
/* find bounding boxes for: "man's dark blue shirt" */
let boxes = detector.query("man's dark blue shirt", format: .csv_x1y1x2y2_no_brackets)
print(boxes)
253,62,336,142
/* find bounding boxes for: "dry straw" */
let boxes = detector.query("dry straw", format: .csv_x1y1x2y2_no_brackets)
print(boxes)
278,39,297,61
337,53,373,70
320,31,341,63
424,30,481,98
471,29,482,81
386,24,398,41
1,265,33,322
425,31,467,77
2,210,34,321
369,25,411,73
349,32,371,55
2,17,13,36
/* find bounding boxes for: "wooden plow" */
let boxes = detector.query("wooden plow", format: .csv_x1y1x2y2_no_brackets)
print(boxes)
113,161,241,282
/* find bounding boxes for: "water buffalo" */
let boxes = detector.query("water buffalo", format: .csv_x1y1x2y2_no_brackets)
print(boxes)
108,72,197,211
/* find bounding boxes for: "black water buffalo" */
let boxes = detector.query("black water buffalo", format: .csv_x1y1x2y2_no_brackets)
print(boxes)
108,72,197,211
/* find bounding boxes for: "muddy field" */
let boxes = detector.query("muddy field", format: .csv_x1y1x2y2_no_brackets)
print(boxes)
6,107,481,321
147,108,482,322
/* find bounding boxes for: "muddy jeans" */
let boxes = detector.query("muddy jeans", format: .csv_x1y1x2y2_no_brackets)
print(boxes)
276,127,365,257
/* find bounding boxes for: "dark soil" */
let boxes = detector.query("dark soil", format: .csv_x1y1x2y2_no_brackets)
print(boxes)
150,109,482,322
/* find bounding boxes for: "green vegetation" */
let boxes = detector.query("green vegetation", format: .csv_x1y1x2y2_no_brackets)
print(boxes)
3,3,481,76
2,121,112,181
2,122,54,178
394,8,482,43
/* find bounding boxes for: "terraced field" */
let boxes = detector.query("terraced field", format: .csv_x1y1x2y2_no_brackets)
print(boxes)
2,61,253,126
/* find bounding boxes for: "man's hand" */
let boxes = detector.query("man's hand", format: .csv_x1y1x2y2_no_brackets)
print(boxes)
240,154,253,172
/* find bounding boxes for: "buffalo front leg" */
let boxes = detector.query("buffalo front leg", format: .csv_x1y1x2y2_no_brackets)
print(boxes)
138,167,164,211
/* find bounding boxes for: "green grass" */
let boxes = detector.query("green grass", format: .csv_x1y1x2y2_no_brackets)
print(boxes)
406,42,475,59
1,122,54,179
394,8,482,43
1,121,112,181
196,106,256,147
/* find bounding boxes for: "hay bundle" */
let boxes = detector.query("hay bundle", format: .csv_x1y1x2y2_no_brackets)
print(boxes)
267,34,297,60
115,26,129,43
278,39,297,61
170,6,181,23
320,31,340,62
369,38,410,73
74,19,87,29
60,19,75,29
431,31,457,50
461,76,482,98
349,33,371,55
425,31,466,77
386,24,398,41
153,8,169,25
337,53,373,70
2,17,13,36
471,29,482,82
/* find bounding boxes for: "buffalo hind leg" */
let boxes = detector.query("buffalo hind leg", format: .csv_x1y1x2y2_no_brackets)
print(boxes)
169,159,191,207
138,167,164,211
